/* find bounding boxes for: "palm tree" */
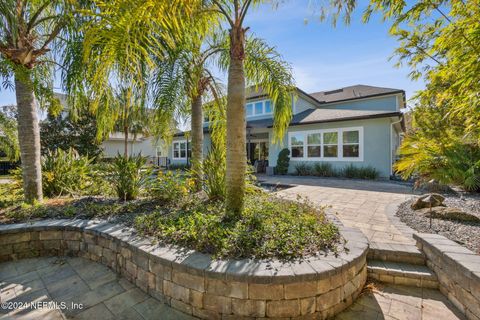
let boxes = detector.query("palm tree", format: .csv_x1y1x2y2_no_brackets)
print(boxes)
63,0,204,162
206,0,295,217
0,0,77,202
95,83,150,158
152,40,224,191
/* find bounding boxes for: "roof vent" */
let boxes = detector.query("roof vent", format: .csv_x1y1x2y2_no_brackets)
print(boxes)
324,88,343,95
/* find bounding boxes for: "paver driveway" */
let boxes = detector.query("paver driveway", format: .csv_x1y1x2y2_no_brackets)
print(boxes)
258,176,419,246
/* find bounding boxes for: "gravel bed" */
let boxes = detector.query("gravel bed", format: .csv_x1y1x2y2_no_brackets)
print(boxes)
396,193,480,254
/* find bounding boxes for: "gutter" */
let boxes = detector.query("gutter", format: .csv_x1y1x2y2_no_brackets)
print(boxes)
390,115,404,176
266,112,403,128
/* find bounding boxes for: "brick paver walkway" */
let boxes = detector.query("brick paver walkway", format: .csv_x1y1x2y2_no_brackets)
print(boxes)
0,257,464,320
0,257,193,320
337,282,465,320
258,176,419,246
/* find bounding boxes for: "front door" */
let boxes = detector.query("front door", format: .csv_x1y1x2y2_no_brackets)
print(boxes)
246,141,269,172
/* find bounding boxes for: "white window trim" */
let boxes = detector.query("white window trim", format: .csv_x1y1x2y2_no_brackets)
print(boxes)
246,99,273,117
288,126,364,161
172,140,188,160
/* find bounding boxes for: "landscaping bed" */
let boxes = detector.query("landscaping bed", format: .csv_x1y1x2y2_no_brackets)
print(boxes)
396,193,480,254
0,183,340,260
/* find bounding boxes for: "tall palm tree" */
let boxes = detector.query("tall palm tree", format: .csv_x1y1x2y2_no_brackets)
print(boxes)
0,0,77,202
206,0,295,217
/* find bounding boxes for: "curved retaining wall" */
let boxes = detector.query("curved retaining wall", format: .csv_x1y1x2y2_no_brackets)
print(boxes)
0,220,368,319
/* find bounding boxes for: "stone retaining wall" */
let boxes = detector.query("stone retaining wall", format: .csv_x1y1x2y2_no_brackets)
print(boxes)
414,233,480,320
0,220,368,319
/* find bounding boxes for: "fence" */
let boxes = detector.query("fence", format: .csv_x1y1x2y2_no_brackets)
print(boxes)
0,161,18,175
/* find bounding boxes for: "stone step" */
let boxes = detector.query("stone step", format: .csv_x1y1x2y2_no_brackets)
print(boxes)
368,242,426,265
367,260,438,289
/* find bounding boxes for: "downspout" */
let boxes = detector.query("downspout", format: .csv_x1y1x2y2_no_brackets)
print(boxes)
390,116,403,176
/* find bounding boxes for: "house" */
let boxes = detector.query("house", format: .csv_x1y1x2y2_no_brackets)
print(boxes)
169,85,405,178
101,132,168,160
53,93,169,162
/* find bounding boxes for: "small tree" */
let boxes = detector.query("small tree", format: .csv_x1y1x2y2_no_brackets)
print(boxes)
275,148,290,175
40,112,102,158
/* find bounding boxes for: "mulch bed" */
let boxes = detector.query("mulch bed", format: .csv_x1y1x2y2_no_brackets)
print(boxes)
396,193,480,254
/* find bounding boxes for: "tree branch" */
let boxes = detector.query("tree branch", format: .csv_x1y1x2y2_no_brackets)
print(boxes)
26,0,51,33
239,0,252,26
39,21,65,52
433,5,480,55
211,0,234,27
234,0,239,21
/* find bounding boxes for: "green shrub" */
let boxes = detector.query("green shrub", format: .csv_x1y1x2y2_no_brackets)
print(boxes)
135,192,339,260
341,164,379,180
395,134,480,191
0,181,22,208
202,146,226,200
41,148,96,197
294,162,312,176
275,148,290,175
313,162,336,177
168,163,190,171
358,166,380,180
148,170,193,203
106,154,151,201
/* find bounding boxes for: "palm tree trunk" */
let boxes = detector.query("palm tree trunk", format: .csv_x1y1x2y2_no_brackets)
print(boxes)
225,25,247,217
191,93,203,191
124,126,129,158
14,73,43,203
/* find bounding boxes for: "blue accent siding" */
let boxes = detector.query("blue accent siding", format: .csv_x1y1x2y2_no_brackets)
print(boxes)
321,96,397,112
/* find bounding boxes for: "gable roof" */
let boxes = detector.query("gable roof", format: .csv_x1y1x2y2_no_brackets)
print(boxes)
309,85,403,104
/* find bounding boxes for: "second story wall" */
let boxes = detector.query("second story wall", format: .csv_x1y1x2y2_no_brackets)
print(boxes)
319,95,399,112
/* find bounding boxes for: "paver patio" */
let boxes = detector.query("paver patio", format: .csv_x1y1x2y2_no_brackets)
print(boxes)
0,257,193,320
0,257,465,319
258,175,420,246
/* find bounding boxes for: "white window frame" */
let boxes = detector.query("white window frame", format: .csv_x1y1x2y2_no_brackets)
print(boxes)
246,99,273,117
306,132,322,159
342,129,361,159
172,140,188,159
288,126,364,161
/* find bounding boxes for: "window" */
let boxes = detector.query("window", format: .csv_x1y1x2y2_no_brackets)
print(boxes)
246,103,253,116
343,130,359,157
254,102,263,115
288,127,362,161
307,133,321,157
323,132,338,158
290,133,304,158
172,141,190,159
245,100,272,117
264,100,272,113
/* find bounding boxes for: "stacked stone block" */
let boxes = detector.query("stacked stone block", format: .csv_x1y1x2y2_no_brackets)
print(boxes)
414,233,480,320
0,220,368,319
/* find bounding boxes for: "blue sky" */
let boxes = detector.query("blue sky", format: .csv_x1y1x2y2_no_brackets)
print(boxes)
0,1,424,108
